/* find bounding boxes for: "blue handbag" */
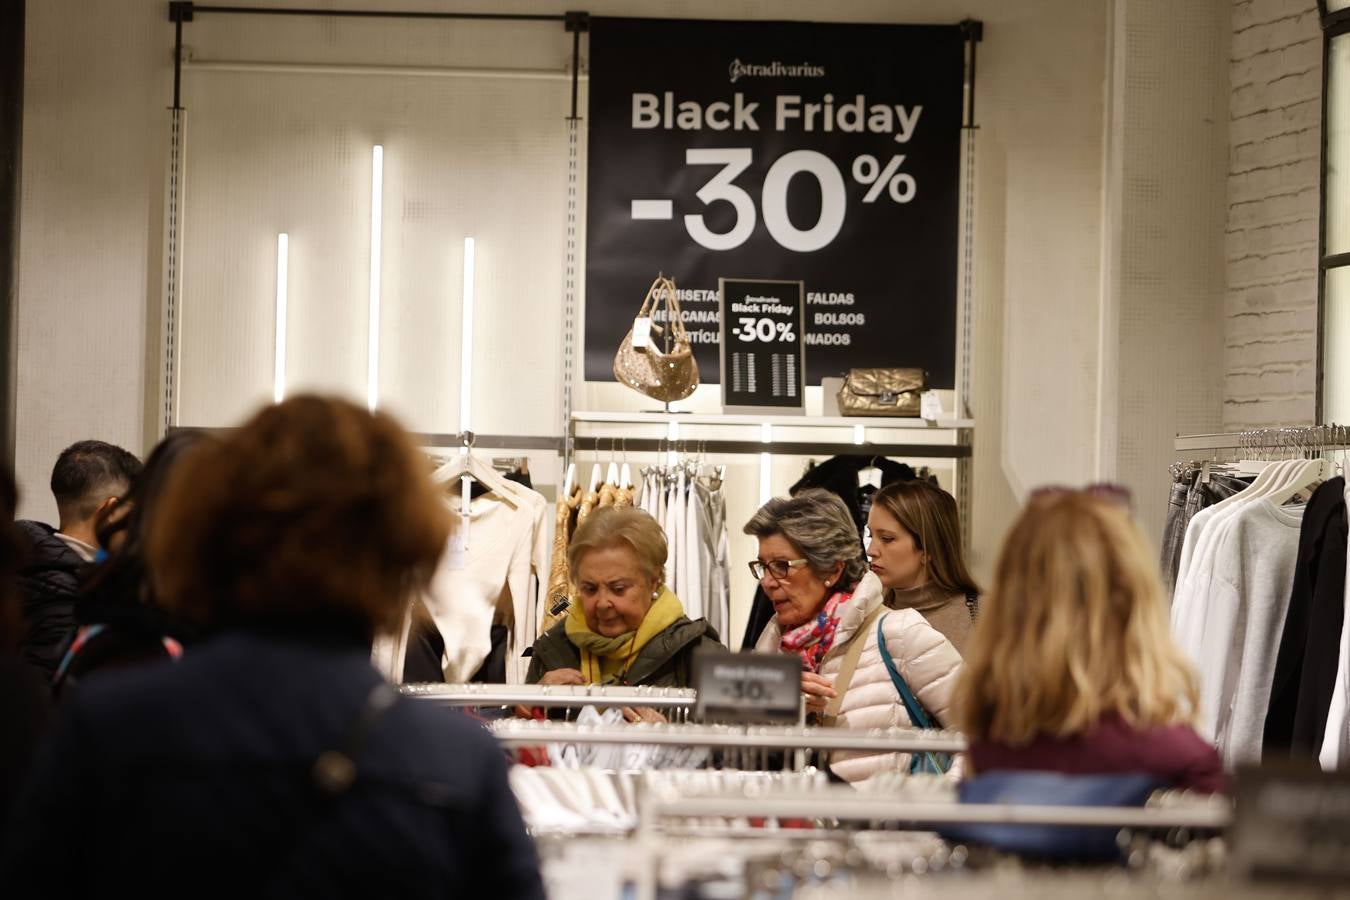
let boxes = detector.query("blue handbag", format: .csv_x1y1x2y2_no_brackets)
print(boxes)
940,771,1167,861
875,614,952,775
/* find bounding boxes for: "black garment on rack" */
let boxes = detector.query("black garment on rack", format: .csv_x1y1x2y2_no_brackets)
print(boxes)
468,468,532,499
740,456,917,650
402,613,448,684
792,455,916,536
1264,476,1348,756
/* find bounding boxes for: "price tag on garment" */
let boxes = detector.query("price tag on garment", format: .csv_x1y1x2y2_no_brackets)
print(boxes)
446,477,470,570
446,530,468,571
920,390,943,422
1231,763,1350,884
692,649,802,724
631,316,653,348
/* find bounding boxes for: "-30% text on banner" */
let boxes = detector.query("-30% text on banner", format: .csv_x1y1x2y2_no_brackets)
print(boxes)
629,149,917,254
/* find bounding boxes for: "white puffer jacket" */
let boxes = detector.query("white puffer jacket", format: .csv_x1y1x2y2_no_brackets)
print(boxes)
756,572,964,782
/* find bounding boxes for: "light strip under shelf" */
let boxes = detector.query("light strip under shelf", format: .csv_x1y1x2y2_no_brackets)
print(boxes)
273,232,288,403
367,144,384,411
460,237,476,438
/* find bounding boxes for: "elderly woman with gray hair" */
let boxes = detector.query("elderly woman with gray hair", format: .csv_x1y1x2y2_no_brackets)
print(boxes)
744,489,964,782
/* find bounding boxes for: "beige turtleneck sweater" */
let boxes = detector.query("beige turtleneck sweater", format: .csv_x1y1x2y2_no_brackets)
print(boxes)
884,582,973,655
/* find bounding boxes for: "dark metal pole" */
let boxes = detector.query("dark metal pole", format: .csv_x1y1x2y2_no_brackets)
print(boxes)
959,19,983,129
191,5,565,23
168,2,191,109
0,0,24,465
565,11,589,122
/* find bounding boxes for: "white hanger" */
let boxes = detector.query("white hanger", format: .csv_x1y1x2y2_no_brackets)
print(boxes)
588,462,602,494
1267,456,1329,508
1208,456,1293,514
857,458,883,490
619,462,633,490
430,451,519,508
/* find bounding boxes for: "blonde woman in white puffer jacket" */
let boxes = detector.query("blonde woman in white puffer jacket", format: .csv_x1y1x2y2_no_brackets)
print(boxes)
746,490,965,783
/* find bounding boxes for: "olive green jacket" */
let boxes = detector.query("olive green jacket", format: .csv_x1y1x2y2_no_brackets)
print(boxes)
525,617,722,688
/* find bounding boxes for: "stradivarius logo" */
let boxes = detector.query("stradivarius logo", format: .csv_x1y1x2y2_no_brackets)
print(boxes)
728,58,827,83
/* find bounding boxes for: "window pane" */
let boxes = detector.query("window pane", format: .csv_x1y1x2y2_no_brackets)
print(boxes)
1329,37,1350,255
1324,267,1350,424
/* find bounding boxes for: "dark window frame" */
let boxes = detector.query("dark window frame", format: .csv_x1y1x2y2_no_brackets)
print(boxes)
1318,2,1350,419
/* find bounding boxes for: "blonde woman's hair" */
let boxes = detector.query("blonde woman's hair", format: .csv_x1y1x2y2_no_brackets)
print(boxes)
568,506,667,587
954,491,1199,745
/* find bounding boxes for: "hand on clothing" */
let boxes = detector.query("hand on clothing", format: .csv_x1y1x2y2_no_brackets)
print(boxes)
621,706,667,725
801,672,837,714
537,668,586,686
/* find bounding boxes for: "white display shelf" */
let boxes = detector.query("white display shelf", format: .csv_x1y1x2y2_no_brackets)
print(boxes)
572,411,975,430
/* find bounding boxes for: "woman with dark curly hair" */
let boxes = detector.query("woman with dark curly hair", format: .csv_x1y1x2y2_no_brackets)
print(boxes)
2,396,543,898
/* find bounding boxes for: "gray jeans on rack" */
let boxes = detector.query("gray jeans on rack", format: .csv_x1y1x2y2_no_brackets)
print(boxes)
1160,472,1248,602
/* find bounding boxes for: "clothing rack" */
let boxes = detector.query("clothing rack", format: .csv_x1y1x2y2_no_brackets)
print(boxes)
637,787,1231,831
168,426,565,453
413,430,564,452
571,411,973,462
401,683,696,710
1174,424,1350,454
487,720,967,754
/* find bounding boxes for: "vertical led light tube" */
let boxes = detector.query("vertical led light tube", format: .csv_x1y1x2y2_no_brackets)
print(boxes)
759,423,773,504
367,144,384,411
273,233,289,403
459,237,476,441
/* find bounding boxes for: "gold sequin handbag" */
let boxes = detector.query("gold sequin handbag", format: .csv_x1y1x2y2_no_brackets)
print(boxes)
837,368,926,417
613,274,699,402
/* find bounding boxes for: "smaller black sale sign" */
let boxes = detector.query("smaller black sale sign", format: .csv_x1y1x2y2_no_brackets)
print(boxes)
720,278,805,413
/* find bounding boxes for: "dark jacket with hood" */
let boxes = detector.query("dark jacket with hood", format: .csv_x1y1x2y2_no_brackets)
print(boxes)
1,631,545,899
15,521,85,681
526,617,721,688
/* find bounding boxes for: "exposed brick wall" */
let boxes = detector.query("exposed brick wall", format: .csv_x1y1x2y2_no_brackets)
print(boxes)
1225,0,1322,429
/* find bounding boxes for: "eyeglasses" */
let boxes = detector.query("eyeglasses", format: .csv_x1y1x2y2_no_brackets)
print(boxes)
748,558,810,580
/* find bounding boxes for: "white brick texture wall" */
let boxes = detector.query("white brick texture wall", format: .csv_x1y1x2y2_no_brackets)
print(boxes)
1225,0,1322,429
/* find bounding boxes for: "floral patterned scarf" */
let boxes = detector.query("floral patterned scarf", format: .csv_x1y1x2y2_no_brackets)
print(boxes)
778,588,853,674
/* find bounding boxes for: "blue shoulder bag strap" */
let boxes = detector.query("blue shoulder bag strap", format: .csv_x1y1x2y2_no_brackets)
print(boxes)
875,614,933,728
876,614,949,774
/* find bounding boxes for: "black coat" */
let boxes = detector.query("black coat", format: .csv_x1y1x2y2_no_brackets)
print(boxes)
1264,477,1348,756
14,521,84,680
0,631,544,899
527,617,721,688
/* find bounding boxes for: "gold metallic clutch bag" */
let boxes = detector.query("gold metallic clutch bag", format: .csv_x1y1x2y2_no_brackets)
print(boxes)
837,368,926,417
613,274,699,403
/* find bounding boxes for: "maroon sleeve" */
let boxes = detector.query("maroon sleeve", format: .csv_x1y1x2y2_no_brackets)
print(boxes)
1166,725,1230,794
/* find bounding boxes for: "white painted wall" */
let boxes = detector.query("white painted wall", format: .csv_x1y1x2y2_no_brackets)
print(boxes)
16,0,168,521
27,0,1289,649
1225,0,1322,429
1105,0,1230,544
17,1,1114,592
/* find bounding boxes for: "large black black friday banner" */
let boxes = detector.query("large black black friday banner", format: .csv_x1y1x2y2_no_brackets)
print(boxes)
584,17,965,388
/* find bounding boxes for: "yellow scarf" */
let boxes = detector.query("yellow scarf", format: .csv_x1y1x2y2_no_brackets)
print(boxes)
565,587,686,685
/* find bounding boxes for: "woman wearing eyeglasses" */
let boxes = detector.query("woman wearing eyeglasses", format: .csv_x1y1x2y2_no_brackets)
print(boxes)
744,490,964,782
